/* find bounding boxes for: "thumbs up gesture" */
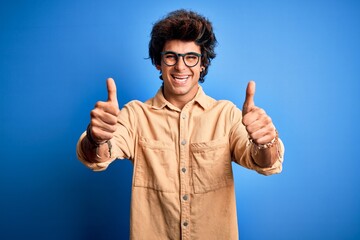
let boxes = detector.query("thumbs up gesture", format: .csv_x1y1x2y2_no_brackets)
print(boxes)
89,78,120,144
242,81,277,145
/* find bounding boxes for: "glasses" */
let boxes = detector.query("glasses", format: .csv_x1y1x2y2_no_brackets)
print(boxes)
160,51,202,67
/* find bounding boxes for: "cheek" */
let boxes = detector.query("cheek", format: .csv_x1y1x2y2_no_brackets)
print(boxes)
193,68,201,76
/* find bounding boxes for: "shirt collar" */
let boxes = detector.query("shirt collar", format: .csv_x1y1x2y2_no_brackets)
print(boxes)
151,85,211,111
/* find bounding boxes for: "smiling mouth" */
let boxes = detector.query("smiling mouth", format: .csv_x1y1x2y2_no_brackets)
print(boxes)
172,75,190,83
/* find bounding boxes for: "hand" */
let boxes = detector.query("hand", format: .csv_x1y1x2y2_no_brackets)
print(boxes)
242,81,276,145
89,78,120,143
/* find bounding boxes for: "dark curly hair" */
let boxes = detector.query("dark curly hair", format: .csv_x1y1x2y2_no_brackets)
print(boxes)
149,9,217,83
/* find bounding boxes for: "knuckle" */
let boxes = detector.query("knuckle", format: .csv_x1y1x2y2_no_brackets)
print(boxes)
90,109,97,118
265,116,272,124
107,118,116,126
271,128,277,138
91,128,101,139
265,127,276,139
242,118,246,125
90,118,98,126
104,132,113,140
111,116,118,125
242,117,249,126
111,125,117,133
94,101,103,108
250,133,259,143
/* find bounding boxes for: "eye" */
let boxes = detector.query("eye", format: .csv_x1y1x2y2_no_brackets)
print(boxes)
165,54,176,60
185,54,199,63
186,55,197,60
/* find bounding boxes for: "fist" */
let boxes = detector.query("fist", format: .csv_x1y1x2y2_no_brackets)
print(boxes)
242,81,276,145
89,78,120,143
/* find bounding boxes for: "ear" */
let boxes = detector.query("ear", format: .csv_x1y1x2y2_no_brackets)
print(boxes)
156,65,161,70
201,66,205,72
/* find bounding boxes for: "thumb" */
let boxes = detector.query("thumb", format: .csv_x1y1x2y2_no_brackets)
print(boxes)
242,80,256,116
106,78,119,107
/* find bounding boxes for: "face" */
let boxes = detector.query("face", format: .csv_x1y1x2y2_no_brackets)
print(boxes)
156,40,203,107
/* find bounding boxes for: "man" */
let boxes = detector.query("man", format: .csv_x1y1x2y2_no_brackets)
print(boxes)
77,9,284,240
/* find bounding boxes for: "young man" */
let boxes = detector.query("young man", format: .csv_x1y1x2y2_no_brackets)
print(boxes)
77,9,284,240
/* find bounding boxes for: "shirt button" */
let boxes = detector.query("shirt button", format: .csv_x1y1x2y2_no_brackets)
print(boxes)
183,221,188,227
182,114,187,119
183,195,188,201
181,139,187,145
181,167,187,173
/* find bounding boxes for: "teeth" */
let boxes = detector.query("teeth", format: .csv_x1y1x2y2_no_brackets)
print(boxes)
173,75,189,81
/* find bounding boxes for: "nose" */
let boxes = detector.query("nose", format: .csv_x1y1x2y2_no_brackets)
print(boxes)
174,56,187,70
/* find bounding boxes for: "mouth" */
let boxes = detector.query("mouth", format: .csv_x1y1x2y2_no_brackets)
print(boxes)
171,74,190,84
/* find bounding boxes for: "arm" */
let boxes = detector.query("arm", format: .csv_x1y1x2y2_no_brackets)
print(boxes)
242,81,283,168
80,78,120,163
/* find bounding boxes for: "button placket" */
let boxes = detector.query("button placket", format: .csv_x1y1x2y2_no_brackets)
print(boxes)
179,108,190,239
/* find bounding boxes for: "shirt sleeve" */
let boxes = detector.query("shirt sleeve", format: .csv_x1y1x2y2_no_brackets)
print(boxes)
229,104,284,176
76,102,137,171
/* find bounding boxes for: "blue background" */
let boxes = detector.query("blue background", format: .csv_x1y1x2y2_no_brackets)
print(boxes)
1,0,359,239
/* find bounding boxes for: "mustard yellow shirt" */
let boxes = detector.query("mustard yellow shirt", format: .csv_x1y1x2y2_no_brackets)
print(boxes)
77,85,284,240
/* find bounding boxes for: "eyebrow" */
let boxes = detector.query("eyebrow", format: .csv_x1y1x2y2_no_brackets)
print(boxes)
161,51,202,55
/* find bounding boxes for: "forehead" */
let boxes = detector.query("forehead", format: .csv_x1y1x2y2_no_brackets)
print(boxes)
163,40,201,53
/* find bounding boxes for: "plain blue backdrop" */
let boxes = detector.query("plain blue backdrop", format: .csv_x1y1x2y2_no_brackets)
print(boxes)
1,0,359,239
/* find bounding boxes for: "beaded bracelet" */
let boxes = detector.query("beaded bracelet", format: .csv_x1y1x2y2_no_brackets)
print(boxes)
249,130,279,150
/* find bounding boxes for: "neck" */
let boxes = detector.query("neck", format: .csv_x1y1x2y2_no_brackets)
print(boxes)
162,86,199,110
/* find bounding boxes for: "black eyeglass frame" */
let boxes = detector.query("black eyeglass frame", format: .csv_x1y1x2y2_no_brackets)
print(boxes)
160,51,202,67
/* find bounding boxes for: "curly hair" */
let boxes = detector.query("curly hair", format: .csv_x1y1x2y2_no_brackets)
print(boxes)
149,9,217,83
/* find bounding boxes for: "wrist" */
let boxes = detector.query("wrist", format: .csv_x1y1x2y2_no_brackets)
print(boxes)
249,130,278,150
86,124,112,159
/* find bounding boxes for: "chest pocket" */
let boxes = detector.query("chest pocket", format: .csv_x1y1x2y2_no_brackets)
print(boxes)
191,137,233,194
134,137,177,193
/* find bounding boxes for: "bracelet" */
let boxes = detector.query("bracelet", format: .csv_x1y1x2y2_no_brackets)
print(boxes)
249,130,279,150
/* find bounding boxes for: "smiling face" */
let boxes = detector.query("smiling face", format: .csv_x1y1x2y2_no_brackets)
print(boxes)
156,40,203,108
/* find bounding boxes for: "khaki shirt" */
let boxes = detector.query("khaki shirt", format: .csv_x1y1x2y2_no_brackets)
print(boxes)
77,86,284,240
